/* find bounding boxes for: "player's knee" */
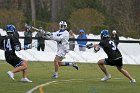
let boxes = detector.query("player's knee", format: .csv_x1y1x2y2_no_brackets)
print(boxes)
54,60,59,64
23,64,28,69
54,59,57,63
22,61,28,69
117,67,122,71
98,59,104,65
58,62,62,66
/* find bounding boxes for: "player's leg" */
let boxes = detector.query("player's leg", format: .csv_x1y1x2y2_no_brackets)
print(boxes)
7,59,32,82
37,44,40,51
117,67,136,83
115,58,136,83
98,59,111,81
52,55,62,79
7,59,27,80
98,59,109,76
59,62,78,70
41,43,45,51
58,50,78,70
52,50,79,79
20,60,32,82
11,61,27,73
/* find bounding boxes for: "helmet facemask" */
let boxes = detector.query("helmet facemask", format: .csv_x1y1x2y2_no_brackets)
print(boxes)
59,21,67,30
100,30,110,39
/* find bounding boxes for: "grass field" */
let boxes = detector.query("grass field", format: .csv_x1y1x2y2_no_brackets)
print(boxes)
0,60,139,93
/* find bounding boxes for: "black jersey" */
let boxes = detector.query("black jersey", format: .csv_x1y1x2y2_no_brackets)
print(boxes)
3,34,21,60
99,38,122,59
0,35,4,50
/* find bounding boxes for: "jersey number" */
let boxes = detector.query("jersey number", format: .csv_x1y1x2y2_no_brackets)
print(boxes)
4,39,12,51
109,40,116,50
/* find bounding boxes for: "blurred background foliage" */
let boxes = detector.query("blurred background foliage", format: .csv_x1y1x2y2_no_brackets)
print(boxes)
0,0,139,38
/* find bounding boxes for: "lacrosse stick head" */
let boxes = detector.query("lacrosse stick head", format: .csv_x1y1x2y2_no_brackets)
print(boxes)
25,23,31,30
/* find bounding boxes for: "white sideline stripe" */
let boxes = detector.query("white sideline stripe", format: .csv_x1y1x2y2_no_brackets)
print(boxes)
26,81,56,93
26,78,123,93
96,78,123,80
112,78,123,80
26,79,84,93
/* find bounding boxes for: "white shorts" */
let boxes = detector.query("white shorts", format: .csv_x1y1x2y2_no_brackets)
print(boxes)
56,49,67,58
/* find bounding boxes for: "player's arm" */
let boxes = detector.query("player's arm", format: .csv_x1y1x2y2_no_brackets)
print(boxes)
86,43,100,53
46,31,69,42
93,44,100,53
12,37,21,51
53,32,69,41
0,36,4,50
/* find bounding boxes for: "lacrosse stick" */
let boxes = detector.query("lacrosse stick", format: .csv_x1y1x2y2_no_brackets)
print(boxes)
68,42,98,50
25,23,39,31
69,42,86,47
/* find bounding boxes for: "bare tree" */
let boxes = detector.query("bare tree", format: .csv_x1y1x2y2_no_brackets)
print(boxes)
51,0,58,22
31,0,36,24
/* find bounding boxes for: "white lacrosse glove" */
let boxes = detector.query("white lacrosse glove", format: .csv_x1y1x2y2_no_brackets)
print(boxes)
94,46,100,53
45,32,53,39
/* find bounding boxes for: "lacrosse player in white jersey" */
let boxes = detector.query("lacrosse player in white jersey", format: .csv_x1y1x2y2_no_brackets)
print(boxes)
46,21,78,79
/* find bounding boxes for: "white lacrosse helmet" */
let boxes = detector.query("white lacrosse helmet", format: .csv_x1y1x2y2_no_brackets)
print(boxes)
112,30,116,34
59,21,67,30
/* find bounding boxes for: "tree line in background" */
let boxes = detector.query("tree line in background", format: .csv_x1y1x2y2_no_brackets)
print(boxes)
0,0,139,38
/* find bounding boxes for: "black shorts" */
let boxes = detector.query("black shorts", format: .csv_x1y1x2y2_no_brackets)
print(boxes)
105,57,123,67
6,56,23,67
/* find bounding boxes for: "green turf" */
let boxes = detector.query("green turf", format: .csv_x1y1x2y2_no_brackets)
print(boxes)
0,60,139,93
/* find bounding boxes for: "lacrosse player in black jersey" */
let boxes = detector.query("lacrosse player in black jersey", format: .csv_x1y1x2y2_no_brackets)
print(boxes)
2,25,32,82
86,30,136,83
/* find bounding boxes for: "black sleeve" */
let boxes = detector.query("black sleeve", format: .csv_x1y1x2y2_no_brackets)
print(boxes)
14,31,19,39
0,36,4,50
99,41,105,48
12,36,21,49
115,36,119,45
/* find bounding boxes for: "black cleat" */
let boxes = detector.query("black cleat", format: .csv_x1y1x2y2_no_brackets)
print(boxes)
73,63,79,70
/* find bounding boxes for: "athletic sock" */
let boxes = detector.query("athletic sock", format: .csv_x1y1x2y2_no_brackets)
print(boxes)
61,62,73,66
54,72,58,75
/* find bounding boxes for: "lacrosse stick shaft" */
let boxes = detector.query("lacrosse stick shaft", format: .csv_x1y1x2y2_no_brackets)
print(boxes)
25,23,39,31
69,42,95,47
69,42,86,47
32,26,39,31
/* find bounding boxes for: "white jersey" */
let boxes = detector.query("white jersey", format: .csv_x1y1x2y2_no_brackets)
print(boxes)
51,29,69,57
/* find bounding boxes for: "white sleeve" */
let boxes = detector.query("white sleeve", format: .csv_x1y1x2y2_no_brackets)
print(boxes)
51,31,69,42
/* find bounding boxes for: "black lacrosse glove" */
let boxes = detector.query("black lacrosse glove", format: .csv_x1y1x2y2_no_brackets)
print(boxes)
86,43,93,49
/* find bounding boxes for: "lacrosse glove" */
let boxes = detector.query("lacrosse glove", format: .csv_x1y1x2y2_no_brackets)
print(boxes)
86,43,93,49
15,45,21,51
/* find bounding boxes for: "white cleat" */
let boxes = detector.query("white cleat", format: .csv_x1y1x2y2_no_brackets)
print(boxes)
7,71,15,80
130,79,136,83
101,74,111,81
21,78,32,83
